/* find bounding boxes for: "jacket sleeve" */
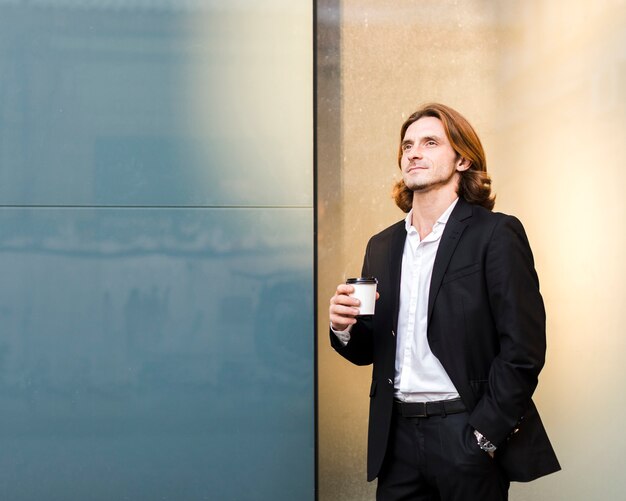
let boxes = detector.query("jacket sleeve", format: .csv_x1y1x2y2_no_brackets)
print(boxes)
468,215,546,446
329,239,375,366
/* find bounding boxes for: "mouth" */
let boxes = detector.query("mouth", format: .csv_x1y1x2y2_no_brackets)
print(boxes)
407,164,427,173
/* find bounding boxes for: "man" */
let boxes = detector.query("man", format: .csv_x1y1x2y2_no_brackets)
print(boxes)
329,103,560,500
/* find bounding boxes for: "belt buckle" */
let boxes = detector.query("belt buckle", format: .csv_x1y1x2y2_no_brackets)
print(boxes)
417,401,429,418
410,402,428,418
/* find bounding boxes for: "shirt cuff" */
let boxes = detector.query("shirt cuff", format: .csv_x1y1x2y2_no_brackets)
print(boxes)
330,322,352,346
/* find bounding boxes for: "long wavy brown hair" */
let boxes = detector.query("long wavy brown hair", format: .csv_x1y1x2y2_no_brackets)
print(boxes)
392,103,495,212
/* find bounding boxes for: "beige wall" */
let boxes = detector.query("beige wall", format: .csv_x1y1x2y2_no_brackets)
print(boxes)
318,1,626,499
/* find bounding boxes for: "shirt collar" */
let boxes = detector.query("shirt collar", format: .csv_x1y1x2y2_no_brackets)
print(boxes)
404,197,459,234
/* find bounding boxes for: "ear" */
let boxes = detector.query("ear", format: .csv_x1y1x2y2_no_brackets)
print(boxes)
456,156,471,172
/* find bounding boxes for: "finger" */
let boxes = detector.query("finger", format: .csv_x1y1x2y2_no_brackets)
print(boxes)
330,303,360,317
331,294,360,307
330,313,358,327
376,292,380,300
335,284,355,295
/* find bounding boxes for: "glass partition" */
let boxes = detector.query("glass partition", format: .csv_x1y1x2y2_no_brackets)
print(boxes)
0,1,314,499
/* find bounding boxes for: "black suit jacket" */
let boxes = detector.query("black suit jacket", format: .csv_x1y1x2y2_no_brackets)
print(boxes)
331,197,560,482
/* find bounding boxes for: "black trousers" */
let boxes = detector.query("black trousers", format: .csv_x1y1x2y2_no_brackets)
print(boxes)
376,406,509,501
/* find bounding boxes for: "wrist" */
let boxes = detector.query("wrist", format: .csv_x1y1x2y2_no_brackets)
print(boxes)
330,321,351,333
474,430,497,453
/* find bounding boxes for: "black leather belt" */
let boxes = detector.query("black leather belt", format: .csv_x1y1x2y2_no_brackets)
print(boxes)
394,398,466,418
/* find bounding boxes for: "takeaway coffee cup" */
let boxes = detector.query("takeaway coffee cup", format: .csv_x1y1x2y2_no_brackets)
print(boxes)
346,277,378,316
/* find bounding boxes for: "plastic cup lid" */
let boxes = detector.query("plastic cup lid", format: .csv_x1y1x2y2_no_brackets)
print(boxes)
346,277,378,284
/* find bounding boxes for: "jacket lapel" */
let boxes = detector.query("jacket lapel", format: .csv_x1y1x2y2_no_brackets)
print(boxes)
388,221,407,332
427,199,472,325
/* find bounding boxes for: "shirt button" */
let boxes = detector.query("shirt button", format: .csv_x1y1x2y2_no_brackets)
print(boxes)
387,379,393,385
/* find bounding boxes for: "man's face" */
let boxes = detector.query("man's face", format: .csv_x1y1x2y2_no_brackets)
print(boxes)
400,116,468,194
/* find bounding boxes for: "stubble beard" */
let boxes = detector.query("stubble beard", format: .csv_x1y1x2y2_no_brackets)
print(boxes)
404,167,458,194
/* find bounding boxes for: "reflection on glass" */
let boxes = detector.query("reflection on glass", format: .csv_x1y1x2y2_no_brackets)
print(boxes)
0,208,314,500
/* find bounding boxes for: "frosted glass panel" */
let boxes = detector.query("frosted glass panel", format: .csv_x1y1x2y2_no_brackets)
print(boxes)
0,1,312,207
0,208,314,500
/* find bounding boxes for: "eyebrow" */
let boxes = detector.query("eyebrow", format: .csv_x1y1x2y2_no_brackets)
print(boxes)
401,134,444,147
422,135,443,142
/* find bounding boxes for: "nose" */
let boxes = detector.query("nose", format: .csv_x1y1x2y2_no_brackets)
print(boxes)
406,144,422,159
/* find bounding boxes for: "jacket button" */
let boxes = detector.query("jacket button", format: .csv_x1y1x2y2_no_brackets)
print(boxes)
391,330,395,337
387,379,393,385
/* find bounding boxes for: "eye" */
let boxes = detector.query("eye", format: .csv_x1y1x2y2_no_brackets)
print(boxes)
425,140,437,147
402,143,412,151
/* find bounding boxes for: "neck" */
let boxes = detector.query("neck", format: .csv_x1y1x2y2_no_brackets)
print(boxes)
411,187,459,240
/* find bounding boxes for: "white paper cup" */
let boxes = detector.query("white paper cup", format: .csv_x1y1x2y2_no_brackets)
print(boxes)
347,277,378,316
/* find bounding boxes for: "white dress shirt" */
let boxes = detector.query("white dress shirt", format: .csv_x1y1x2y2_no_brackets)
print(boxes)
333,198,460,403
394,199,459,402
